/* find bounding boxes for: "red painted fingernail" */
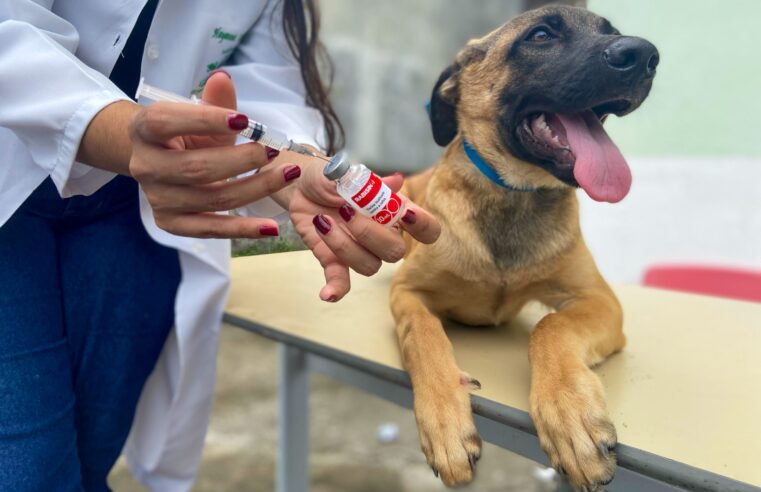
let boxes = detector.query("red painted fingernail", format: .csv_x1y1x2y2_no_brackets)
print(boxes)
402,209,417,225
283,165,301,181
267,147,281,162
209,68,231,79
339,204,355,222
326,295,338,303
259,225,279,237
312,214,331,234
227,113,249,130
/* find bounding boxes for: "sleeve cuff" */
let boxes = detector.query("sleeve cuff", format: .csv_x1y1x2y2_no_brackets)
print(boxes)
50,90,131,198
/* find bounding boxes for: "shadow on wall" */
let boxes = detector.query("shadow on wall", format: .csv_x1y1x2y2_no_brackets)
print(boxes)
320,0,533,173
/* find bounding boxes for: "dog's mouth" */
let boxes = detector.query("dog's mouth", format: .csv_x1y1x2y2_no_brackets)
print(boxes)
515,100,633,203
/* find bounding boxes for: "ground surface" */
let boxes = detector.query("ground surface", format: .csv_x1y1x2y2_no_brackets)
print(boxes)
109,325,558,492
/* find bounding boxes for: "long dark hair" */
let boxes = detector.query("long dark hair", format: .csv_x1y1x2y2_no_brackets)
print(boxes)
280,0,344,155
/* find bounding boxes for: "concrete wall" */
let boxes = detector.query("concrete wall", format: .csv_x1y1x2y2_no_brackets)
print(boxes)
320,0,526,172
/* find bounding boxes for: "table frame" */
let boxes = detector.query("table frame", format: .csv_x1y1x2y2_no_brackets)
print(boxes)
225,313,759,492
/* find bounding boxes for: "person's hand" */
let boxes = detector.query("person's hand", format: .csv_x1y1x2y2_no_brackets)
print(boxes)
286,160,441,302
128,72,302,238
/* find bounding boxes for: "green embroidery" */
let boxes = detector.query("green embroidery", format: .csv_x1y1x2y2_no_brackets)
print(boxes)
212,27,237,43
193,30,238,95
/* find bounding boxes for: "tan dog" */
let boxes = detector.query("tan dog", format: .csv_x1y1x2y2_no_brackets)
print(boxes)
390,6,658,491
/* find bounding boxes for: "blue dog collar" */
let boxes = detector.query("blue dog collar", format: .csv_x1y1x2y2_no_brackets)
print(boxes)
462,139,536,192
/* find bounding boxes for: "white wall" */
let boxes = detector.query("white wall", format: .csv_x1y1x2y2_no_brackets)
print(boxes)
580,157,761,284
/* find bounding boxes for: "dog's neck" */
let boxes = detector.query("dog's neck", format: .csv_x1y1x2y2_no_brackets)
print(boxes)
441,136,579,269
461,138,538,192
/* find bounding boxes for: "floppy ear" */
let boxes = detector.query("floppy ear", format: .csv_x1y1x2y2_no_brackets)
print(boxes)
428,44,487,147
428,64,460,146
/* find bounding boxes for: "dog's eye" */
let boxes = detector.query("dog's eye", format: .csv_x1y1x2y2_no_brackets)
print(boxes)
526,27,555,43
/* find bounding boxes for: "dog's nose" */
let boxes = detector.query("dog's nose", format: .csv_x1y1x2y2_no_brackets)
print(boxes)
603,37,659,77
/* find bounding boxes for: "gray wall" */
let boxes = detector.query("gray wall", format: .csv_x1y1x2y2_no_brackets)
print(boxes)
320,0,527,173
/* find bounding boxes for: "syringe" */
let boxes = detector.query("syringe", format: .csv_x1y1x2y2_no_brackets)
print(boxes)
135,78,328,160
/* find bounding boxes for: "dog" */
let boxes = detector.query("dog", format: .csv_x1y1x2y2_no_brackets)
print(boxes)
390,5,658,490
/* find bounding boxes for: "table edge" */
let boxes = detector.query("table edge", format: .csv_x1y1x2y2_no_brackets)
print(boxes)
223,312,760,492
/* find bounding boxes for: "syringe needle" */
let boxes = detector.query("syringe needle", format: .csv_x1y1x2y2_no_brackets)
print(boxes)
289,142,331,161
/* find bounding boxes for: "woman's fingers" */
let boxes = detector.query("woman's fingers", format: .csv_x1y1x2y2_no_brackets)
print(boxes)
310,241,352,302
398,203,442,244
129,102,249,144
132,141,275,185
381,173,404,192
154,213,280,239
334,205,406,263
312,214,382,277
145,163,301,213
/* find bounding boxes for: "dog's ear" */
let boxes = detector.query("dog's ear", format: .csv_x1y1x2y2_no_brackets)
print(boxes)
429,64,460,146
428,43,487,146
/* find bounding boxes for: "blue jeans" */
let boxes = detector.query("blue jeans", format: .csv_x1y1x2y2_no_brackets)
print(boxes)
0,177,181,492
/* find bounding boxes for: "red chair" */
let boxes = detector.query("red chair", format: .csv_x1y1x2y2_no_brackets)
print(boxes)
642,264,761,303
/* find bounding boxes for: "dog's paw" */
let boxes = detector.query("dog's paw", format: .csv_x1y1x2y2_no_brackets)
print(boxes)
413,375,482,487
530,366,617,491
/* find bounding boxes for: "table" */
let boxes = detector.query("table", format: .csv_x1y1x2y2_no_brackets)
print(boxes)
224,251,761,492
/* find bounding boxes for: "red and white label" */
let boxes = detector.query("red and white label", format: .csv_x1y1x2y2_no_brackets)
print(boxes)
351,174,404,225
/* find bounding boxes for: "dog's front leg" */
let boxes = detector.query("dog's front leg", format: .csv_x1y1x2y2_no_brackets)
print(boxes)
390,285,482,486
530,285,625,491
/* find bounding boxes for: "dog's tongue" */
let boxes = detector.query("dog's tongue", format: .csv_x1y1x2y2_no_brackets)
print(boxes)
555,111,631,203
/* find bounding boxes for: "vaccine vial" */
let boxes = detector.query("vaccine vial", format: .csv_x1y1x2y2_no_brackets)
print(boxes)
323,151,406,226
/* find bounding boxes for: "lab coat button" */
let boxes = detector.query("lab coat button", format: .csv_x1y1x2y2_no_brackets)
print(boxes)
146,44,160,60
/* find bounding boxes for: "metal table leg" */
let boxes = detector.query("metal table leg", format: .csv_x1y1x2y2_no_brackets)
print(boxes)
277,344,309,492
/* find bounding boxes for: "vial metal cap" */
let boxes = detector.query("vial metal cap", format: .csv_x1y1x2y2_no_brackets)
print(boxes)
323,151,351,181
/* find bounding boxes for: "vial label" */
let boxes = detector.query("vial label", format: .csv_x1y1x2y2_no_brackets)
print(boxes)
351,174,404,225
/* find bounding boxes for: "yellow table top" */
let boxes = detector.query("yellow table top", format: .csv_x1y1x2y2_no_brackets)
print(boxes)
226,251,761,488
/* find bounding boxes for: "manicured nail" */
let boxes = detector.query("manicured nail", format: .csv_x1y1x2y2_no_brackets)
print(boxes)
259,225,279,237
312,214,331,234
227,113,249,131
339,204,355,222
401,209,417,225
386,171,404,179
266,147,281,162
326,295,338,303
283,165,301,181
209,68,231,79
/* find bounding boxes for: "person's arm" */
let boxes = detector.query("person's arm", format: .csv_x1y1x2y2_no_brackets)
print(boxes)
0,4,134,195
76,101,141,175
222,0,326,221
221,1,441,301
0,4,297,238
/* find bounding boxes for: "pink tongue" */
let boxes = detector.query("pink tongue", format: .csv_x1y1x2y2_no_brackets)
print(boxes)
556,111,631,203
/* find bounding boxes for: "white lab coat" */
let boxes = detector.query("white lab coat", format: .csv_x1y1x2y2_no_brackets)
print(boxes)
0,1,324,490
